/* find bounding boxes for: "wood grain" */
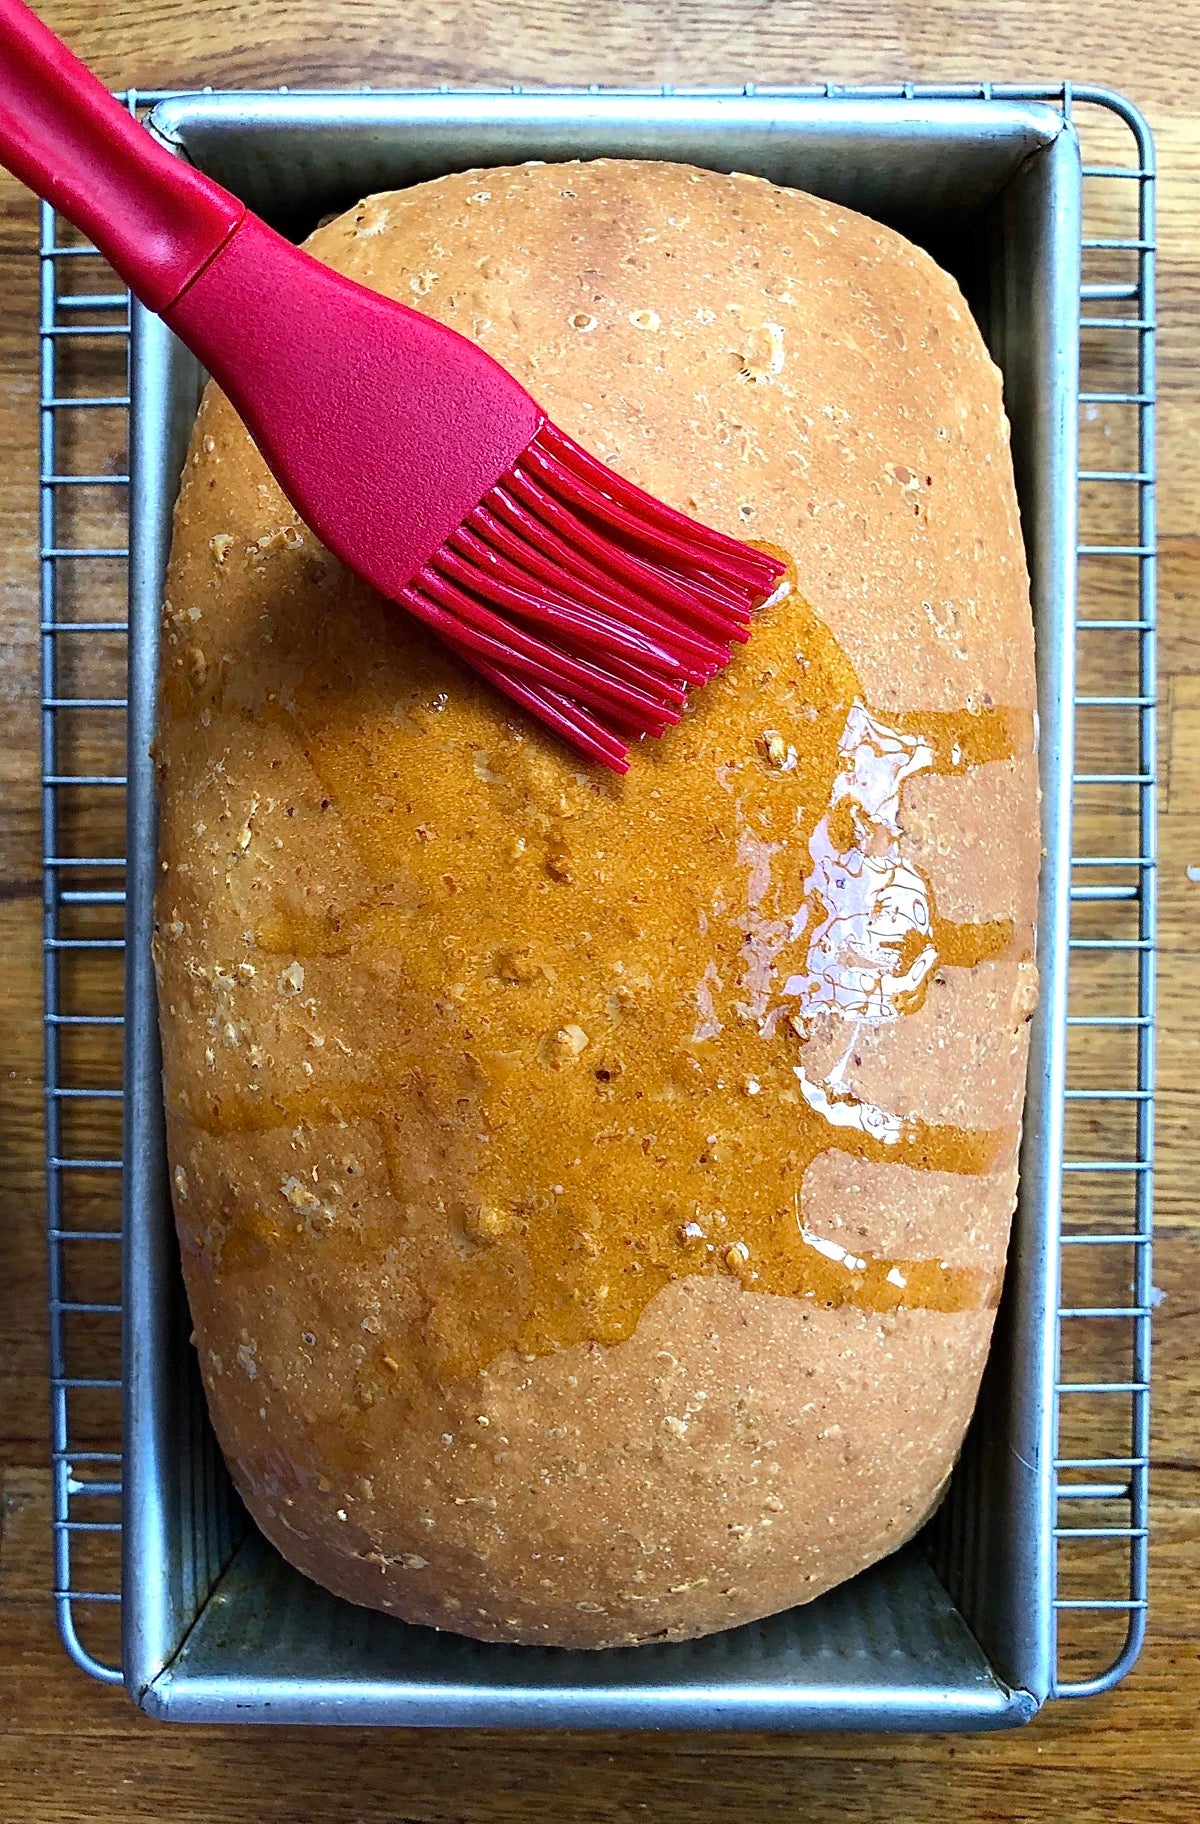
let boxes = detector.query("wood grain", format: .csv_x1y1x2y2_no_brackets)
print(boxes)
0,2,1196,1819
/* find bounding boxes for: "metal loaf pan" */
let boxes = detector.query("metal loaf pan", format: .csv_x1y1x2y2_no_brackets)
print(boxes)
123,90,1080,1727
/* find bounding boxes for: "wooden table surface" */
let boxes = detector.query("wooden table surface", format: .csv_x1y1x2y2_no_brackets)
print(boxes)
1,3,1196,1819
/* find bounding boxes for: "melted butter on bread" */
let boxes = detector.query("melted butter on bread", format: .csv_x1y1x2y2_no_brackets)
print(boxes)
167,547,1032,1383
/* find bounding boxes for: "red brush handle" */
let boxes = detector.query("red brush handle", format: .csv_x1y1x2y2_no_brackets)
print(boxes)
0,0,243,311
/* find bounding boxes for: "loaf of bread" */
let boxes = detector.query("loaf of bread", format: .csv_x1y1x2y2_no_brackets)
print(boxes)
155,159,1039,1648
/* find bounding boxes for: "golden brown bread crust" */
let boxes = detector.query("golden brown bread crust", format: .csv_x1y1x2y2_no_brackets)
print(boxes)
155,159,1039,1647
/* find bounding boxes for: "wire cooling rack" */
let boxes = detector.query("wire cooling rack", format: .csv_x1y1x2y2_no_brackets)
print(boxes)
38,83,1155,1697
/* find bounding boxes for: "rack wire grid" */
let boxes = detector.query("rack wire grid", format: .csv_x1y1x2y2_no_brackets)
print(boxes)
38,82,1156,1699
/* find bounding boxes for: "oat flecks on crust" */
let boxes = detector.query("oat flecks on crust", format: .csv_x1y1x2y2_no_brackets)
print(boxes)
156,159,1038,1648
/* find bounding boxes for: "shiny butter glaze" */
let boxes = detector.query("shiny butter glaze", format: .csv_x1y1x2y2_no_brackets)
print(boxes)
172,549,1032,1384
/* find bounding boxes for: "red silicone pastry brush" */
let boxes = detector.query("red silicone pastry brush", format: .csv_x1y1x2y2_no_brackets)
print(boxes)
0,1,785,773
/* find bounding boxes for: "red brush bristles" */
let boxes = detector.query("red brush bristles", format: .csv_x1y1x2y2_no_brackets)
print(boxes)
397,421,787,773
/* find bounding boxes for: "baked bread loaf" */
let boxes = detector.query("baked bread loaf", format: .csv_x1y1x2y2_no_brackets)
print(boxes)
155,159,1039,1648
